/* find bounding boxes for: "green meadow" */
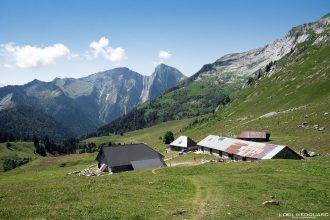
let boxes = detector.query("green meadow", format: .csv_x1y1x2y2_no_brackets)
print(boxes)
0,150,329,219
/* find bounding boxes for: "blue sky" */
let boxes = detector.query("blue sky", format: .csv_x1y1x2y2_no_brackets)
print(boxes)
0,0,329,85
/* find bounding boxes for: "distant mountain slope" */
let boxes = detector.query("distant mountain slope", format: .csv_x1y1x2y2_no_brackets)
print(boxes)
0,81,100,136
0,64,185,136
0,106,73,140
94,13,330,136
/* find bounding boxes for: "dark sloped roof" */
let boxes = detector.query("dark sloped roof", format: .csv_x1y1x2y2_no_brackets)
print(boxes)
96,143,165,168
131,158,166,170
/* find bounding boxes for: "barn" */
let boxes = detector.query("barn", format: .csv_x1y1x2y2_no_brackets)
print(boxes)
237,131,270,142
197,135,303,160
96,144,167,173
169,136,197,151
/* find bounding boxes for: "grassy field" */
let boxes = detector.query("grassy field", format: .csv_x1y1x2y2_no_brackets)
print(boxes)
0,151,329,220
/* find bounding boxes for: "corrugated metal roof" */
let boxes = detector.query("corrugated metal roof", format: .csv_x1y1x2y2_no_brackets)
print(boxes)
197,135,287,160
238,131,269,139
170,136,197,148
197,135,227,151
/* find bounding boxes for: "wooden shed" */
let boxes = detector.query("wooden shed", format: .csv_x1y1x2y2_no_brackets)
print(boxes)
237,131,270,142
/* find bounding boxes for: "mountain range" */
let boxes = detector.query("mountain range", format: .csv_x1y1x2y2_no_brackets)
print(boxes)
95,13,330,136
1,13,329,141
0,64,185,138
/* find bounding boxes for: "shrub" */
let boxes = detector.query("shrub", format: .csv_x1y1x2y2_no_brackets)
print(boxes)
3,158,32,172
163,131,174,144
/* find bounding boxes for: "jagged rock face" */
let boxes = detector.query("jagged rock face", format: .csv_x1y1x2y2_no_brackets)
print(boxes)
54,64,185,123
193,14,330,84
0,64,185,135
147,64,186,101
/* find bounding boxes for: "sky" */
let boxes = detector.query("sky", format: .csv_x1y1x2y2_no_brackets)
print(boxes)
0,0,329,85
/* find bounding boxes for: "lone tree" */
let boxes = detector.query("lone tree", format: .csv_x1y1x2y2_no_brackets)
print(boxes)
163,131,174,144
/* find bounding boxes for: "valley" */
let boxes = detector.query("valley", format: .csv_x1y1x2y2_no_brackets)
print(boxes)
0,9,329,220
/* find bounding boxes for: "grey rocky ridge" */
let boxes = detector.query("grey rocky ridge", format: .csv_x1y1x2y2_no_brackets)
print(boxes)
0,64,186,136
191,13,330,85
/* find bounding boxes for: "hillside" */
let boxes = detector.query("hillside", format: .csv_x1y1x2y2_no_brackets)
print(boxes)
0,106,73,141
182,24,330,155
94,13,330,136
0,81,100,136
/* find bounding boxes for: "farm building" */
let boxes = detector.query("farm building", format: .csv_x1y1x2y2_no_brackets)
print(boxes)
197,135,302,160
169,136,197,151
237,131,270,142
96,144,167,173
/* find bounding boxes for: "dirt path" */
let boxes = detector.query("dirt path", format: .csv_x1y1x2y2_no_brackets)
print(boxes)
151,167,160,174
189,177,210,220
164,154,179,161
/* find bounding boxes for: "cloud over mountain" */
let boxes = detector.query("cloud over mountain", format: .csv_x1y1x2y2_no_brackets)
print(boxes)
89,37,127,62
153,50,172,66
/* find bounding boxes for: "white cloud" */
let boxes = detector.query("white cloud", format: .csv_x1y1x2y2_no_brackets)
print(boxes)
89,37,127,62
3,63,12,69
1,43,70,69
159,50,172,60
153,50,172,66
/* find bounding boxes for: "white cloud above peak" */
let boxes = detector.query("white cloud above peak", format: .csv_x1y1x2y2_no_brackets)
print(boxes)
1,43,70,69
89,37,127,62
159,50,172,60
153,50,172,66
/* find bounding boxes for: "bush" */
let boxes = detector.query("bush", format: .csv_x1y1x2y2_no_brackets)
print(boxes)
163,131,174,144
247,77,255,86
6,142,12,149
3,158,32,172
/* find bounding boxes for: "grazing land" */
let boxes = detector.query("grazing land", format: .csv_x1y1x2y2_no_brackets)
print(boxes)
0,150,329,219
